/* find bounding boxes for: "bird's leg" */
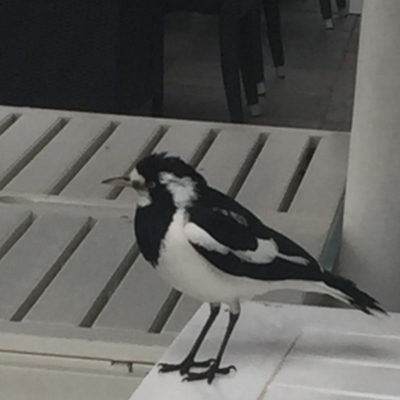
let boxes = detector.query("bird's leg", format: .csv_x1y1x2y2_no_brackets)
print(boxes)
184,304,240,384
158,304,220,375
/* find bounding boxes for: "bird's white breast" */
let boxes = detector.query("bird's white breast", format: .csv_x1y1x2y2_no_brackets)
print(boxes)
157,209,221,302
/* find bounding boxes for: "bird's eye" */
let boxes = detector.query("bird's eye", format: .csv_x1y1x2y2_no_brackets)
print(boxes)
147,181,156,189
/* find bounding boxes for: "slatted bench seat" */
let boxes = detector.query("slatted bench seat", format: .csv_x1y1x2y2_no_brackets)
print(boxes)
0,105,349,398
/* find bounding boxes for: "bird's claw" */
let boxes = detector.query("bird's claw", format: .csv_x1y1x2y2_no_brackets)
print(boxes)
182,364,236,384
158,358,215,376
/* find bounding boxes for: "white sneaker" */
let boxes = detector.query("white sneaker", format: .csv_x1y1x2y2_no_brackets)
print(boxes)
257,82,266,96
275,66,286,79
324,18,334,30
249,103,261,117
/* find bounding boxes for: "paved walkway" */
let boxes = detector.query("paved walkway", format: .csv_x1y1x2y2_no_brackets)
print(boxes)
156,0,359,130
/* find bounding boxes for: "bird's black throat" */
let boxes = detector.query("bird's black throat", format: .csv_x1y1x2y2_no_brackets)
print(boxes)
134,191,176,267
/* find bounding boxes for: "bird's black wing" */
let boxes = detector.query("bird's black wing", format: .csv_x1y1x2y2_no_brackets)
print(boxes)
200,187,320,262
188,203,258,252
186,187,322,281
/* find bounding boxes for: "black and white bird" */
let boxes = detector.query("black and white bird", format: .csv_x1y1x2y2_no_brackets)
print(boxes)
103,152,385,384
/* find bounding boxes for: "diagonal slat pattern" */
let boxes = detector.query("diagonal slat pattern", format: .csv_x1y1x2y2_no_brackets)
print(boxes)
0,105,350,399
0,214,91,320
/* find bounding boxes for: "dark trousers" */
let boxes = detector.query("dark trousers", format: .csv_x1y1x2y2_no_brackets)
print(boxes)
253,0,285,84
263,0,284,67
319,0,347,20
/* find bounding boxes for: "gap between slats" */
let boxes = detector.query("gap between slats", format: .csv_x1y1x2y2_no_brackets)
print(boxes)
229,133,269,198
148,132,268,333
79,244,141,328
188,129,220,168
106,125,169,200
0,213,36,262
278,136,322,213
0,118,70,190
11,218,95,322
0,114,21,137
48,122,121,195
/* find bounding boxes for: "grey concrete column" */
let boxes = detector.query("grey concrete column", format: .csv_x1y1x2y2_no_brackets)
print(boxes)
339,0,400,311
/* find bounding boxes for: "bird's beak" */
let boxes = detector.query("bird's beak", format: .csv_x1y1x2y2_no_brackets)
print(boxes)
101,176,131,187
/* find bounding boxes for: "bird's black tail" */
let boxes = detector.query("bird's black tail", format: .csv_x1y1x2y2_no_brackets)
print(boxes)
322,271,387,315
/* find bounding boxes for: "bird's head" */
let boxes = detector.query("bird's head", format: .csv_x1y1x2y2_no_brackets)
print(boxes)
102,153,207,208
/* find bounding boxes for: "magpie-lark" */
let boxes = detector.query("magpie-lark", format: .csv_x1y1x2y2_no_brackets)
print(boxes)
103,152,386,384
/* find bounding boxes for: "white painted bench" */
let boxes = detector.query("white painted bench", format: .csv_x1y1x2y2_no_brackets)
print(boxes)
131,302,400,400
0,105,349,398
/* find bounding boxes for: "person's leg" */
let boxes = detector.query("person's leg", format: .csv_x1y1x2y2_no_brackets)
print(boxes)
337,0,348,18
263,0,285,70
319,0,334,29
238,8,260,116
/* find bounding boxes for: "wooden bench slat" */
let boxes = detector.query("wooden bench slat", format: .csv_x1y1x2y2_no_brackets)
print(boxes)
292,329,400,367
264,386,368,400
0,110,13,126
162,296,201,333
0,214,90,320
0,319,173,364
0,114,63,187
265,328,400,399
273,354,400,398
95,256,171,331
5,117,115,195
0,112,19,136
0,364,141,400
62,120,163,199
117,124,213,203
24,218,134,326
237,132,311,213
289,134,349,218
197,129,260,194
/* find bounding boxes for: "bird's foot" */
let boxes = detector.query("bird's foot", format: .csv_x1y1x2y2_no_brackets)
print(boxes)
158,358,215,376
183,363,236,384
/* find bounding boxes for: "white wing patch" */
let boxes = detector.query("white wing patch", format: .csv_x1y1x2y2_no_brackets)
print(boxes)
234,238,279,263
185,221,309,266
235,237,309,265
277,254,309,265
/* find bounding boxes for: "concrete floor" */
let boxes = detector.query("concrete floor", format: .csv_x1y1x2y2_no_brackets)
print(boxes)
157,0,359,130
